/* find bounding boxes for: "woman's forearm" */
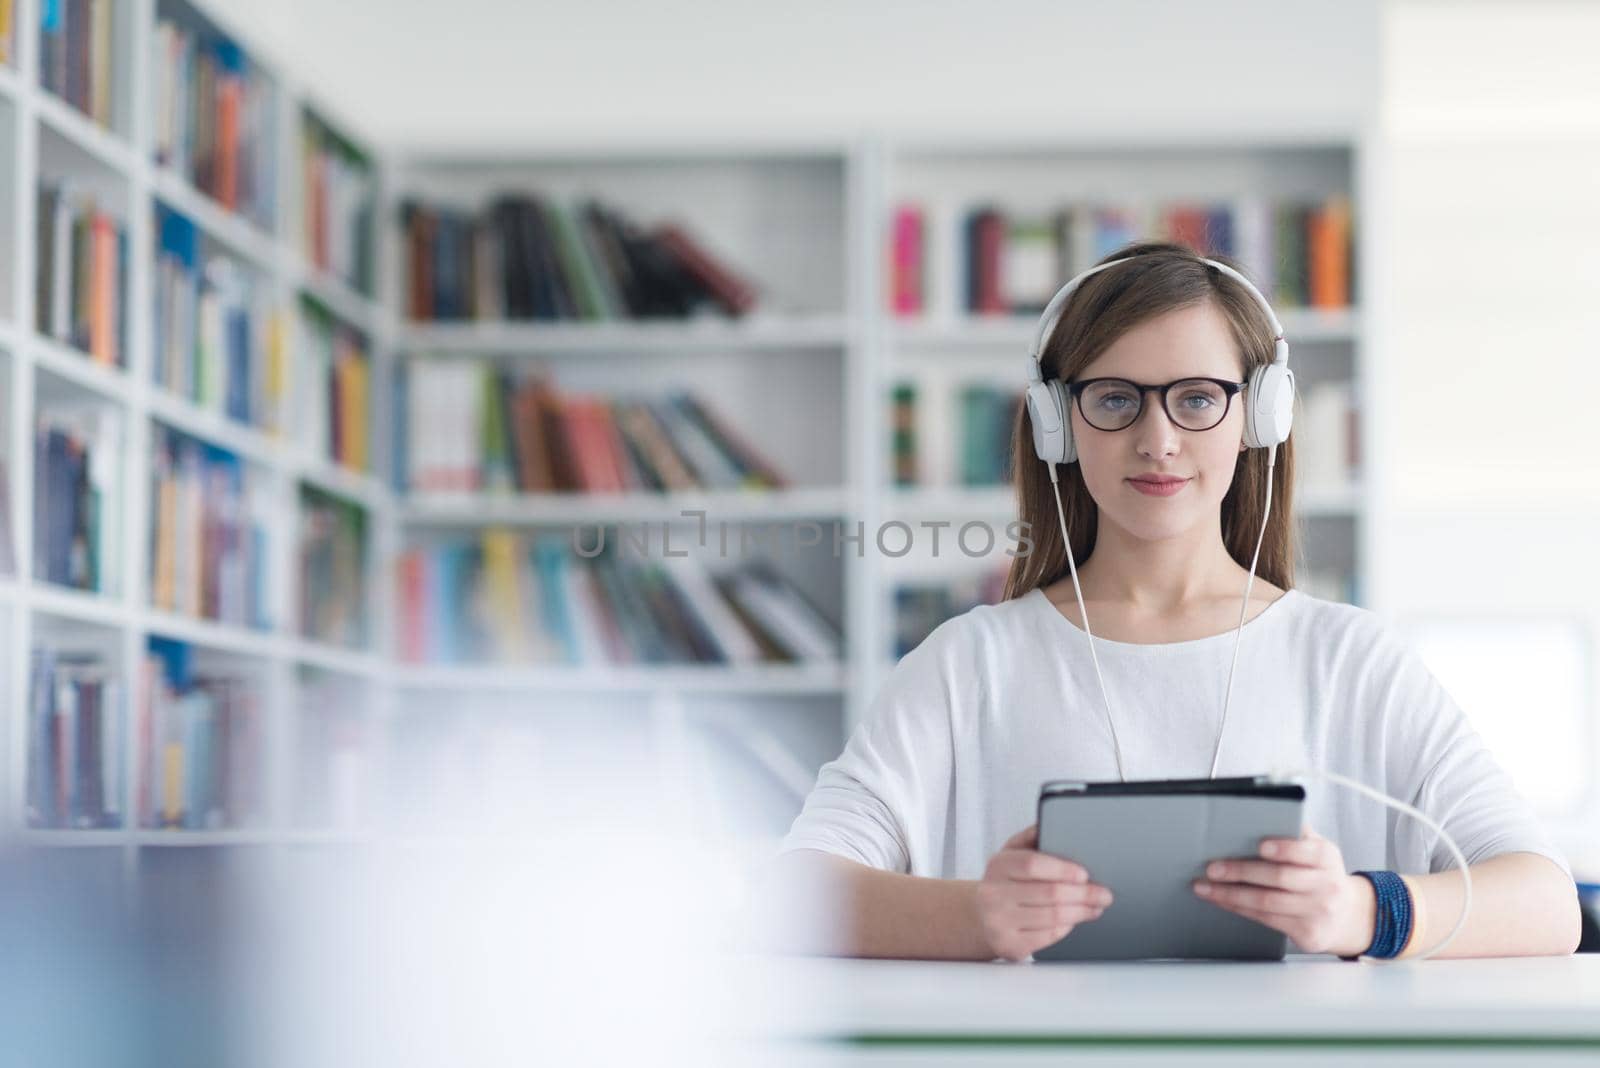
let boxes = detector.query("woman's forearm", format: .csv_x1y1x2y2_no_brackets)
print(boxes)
1398,852,1581,958
750,850,994,960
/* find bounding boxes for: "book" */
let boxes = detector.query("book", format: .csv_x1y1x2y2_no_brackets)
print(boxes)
34,401,121,593
301,109,374,294
39,0,116,128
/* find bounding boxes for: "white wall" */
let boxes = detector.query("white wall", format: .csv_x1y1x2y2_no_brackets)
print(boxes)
1376,0,1600,863
199,0,1380,150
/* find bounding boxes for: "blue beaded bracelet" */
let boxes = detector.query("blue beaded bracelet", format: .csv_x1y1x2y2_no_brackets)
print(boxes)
1340,870,1414,960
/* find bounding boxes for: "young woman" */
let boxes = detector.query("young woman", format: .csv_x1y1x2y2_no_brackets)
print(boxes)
763,242,1580,962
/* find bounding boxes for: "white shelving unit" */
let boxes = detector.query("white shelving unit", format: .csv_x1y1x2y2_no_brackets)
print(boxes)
1,1,1377,860
1,0,394,863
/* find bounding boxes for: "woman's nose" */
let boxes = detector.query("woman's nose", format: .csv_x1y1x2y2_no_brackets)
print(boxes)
1133,398,1181,458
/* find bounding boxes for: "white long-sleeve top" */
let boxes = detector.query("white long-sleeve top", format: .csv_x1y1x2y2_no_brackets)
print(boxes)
779,586,1573,884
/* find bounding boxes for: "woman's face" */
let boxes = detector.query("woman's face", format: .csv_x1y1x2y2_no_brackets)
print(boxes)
1069,301,1249,545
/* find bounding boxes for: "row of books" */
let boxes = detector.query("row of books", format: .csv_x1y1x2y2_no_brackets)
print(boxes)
889,195,1355,317
396,532,842,666
39,0,117,129
26,648,125,829
35,403,120,593
894,566,1008,659
139,637,263,829
152,12,278,229
301,111,375,295
149,424,271,629
35,182,128,368
301,299,372,472
399,362,786,495
154,203,286,430
298,486,368,650
890,382,1019,488
400,196,757,322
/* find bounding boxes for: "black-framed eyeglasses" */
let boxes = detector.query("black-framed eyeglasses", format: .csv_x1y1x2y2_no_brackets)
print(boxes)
1066,377,1248,433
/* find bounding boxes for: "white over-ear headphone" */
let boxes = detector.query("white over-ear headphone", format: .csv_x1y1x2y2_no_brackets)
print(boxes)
1023,255,1295,465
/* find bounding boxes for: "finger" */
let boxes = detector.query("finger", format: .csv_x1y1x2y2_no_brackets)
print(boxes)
1003,851,1088,883
1015,903,1105,932
1203,859,1320,892
1258,833,1332,867
1012,882,1114,908
1004,824,1039,850
1193,880,1311,916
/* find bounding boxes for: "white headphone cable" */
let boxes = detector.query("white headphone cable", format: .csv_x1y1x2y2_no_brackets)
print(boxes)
1265,766,1474,962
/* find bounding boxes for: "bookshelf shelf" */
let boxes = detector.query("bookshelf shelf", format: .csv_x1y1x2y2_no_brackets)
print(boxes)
397,486,851,527
30,334,131,401
27,584,135,628
147,388,283,466
294,458,389,511
150,166,280,269
396,315,851,357
293,261,382,331
0,63,19,103
143,608,275,658
34,89,136,176
394,662,848,695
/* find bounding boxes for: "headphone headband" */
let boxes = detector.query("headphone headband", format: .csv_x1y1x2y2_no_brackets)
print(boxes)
1026,255,1288,383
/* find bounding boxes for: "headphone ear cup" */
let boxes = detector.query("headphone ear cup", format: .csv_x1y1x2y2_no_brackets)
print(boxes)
1025,379,1071,465
1243,364,1295,449
1053,380,1076,464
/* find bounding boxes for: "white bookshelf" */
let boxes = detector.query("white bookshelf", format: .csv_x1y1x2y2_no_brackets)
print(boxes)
0,0,1378,862
1,0,394,864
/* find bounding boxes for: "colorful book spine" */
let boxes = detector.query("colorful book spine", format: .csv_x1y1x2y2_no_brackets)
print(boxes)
139,638,262,830
35,181,127,367
152,21,277,228
39,0,117,128
153,203,279,430
301,299,372,472
148,425,271,629
34,402,121,593
26,648,124,829
301,110,373,294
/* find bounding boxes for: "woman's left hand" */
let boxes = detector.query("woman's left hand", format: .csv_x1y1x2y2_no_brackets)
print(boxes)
1192,827,1376,957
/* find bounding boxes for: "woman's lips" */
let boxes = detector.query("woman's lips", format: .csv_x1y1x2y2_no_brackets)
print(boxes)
1127,477,1189,497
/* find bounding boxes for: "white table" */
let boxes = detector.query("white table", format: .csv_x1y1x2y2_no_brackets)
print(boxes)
719,953,1600,1065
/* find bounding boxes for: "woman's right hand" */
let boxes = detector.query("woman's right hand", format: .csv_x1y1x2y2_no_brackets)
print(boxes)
975,823,1114,961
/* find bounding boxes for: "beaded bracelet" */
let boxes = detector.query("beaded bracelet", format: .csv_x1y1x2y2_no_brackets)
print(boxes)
1340,870,1414,960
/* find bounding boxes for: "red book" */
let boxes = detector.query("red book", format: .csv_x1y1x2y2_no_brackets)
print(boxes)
891,205,923,316
977,211,1006,315
655,223,759,316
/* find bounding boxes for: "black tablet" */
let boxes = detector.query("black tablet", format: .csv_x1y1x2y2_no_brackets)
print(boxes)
1032,775,1307,961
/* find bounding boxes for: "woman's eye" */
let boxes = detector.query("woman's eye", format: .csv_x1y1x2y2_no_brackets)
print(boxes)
1096,394,1135,410
1179,392,1216,409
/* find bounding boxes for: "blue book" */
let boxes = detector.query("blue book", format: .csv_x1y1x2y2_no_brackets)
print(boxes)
534,535,578,664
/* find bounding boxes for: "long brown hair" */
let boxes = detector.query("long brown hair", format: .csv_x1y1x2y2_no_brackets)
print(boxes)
1000,240,1298,602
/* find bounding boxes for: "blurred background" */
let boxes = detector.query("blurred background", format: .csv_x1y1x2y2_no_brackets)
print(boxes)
0,0,1597,1061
